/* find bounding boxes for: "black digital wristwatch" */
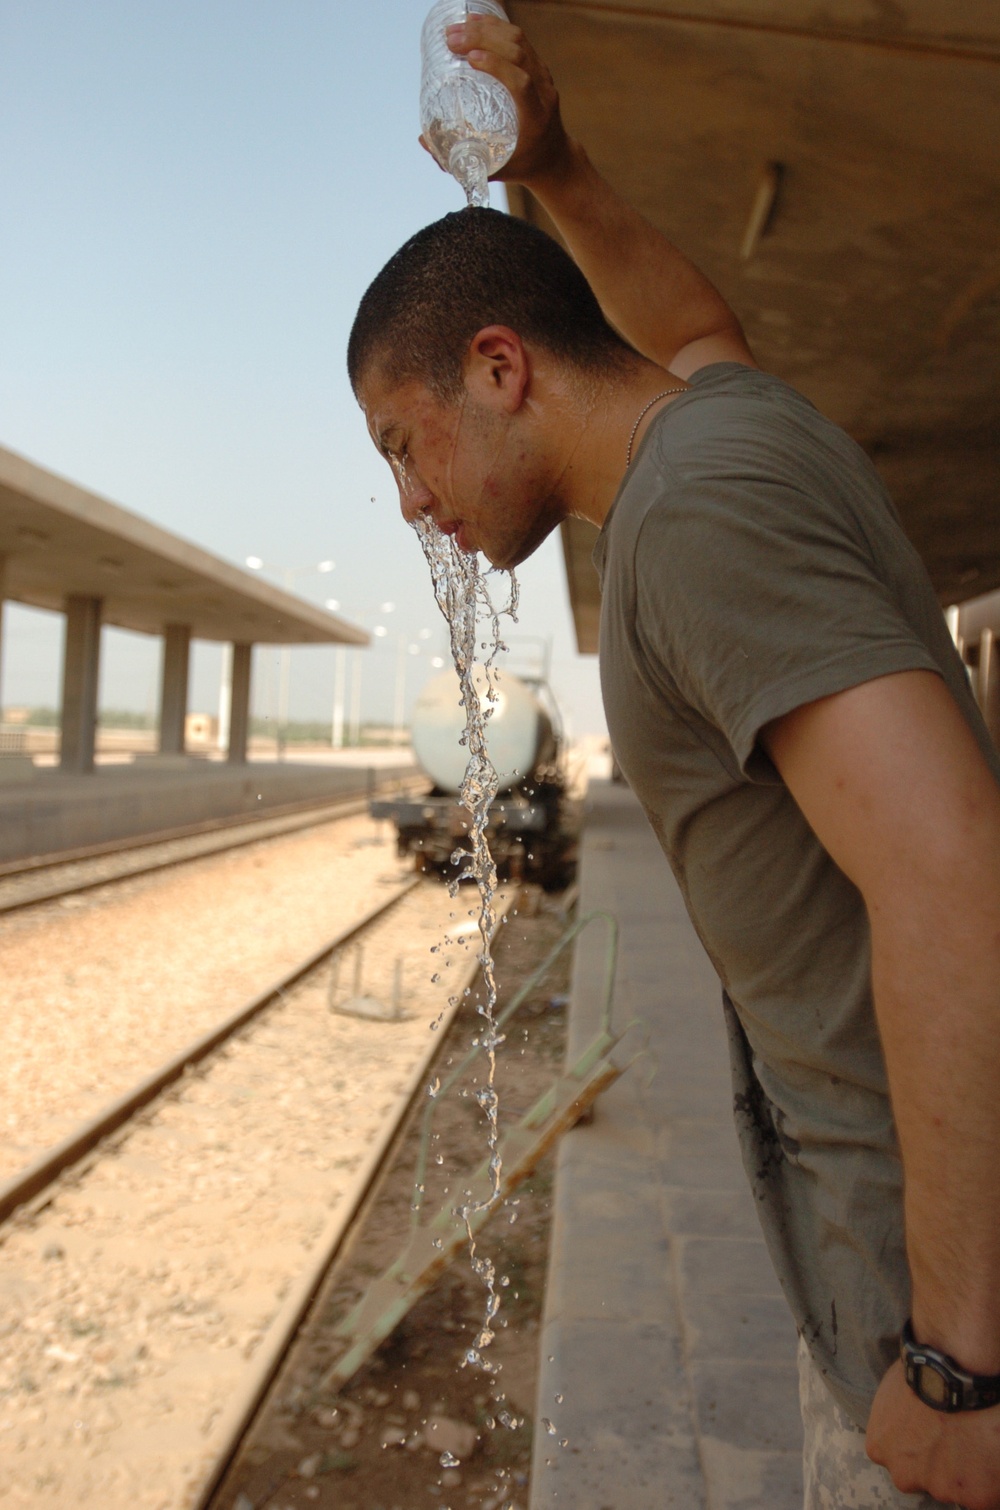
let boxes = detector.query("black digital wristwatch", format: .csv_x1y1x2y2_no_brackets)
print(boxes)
901,1319,1000,1413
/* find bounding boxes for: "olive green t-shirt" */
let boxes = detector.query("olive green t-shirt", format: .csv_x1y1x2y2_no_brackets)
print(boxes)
594,362,1000,1426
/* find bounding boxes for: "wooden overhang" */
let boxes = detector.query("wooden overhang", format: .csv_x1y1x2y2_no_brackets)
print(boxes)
0,445,368,647
505,1,1000,652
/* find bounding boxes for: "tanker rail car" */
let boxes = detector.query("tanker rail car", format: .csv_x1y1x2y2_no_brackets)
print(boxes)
371,666,576,889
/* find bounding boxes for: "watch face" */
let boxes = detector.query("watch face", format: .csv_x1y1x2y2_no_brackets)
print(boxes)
916,1362,951,1408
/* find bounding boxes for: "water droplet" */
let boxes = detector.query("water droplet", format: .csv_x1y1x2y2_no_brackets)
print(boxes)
555,1392,564,1404
439,1450,460,1468
428,1078,441,1098
542,1418,557,1437
430,972,441,984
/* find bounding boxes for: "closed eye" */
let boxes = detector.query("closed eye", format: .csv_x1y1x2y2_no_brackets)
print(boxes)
385,443,410,479
377,426,408,466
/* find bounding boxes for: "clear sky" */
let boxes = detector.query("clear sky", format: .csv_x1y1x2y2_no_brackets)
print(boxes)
0,0,606,736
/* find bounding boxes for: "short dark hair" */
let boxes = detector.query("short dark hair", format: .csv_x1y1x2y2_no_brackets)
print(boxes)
347,207,636,400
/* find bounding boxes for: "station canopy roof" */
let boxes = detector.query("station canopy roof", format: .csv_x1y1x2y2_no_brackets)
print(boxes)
505,0,1000,652
0,445,367,647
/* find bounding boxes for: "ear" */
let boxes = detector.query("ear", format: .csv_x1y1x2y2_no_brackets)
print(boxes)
462,326,530,414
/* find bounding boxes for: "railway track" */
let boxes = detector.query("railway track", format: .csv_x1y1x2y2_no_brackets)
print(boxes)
0,879,421,1228
0,777,425,916
0,874,520,1509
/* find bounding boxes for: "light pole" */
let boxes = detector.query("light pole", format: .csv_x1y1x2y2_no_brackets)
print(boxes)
365,603,415,745
393,635,408,743
393,633,432,744
324,603,392,750
373,618,390,746
325,598,351,751
245,556,335,756
349,648,363,746
326,602,435,749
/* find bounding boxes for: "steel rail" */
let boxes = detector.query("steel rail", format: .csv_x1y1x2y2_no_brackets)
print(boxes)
0,877,421,1229
0,778,426,917
188,886,523,1510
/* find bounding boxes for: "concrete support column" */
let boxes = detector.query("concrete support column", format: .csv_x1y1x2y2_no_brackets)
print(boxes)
227,642,253,765
158,623,192,754
217,643,232,753
60,594,103,773
331,645,346,749
0,554,7,717
977,627,1000,749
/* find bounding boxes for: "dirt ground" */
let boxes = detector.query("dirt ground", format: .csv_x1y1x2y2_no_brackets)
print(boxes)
210,884,575,1510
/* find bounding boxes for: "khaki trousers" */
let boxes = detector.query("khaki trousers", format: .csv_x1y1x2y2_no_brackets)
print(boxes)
798,1338,960,1510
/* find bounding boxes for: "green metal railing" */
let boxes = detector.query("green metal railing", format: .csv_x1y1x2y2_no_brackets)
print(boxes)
409,907,618,1225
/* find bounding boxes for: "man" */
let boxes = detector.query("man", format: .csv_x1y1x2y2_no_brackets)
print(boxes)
348,17,1000,1508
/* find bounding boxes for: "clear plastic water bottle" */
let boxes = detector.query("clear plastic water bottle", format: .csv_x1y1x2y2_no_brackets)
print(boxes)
420,0,518,208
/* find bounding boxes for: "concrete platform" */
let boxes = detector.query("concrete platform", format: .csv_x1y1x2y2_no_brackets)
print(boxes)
0,757,416,864
531,782,803,1509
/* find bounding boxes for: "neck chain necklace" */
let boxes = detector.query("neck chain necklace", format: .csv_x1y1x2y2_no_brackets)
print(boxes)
625,386,688,469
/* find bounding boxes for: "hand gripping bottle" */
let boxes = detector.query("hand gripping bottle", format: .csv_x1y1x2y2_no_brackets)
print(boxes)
420,0,518,207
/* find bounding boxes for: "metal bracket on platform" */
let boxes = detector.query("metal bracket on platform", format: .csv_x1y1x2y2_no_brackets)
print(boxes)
319,1029,620,1395
317,910,620,1396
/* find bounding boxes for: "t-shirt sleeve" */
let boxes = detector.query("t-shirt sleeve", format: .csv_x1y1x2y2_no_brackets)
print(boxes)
633,465,941,774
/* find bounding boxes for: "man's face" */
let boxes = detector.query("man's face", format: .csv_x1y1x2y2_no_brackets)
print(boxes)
359,367,562,570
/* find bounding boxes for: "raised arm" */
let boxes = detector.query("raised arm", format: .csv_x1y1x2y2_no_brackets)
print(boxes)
441,16,756,378
764,669,1000,1509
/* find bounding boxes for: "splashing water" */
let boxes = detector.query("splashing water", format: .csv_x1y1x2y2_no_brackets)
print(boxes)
412,512,518,1374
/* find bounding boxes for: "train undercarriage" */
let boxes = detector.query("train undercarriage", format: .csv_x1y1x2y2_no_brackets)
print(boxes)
371,777,576,890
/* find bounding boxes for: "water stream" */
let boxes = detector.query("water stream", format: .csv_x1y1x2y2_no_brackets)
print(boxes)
422,122,499,208
413,513,518,1380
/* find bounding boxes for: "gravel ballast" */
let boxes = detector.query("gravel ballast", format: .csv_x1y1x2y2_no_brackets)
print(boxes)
0,878,507,1509
0,815,412,1184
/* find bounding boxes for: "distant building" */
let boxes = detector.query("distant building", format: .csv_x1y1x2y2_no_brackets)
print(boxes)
185,712,217,746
